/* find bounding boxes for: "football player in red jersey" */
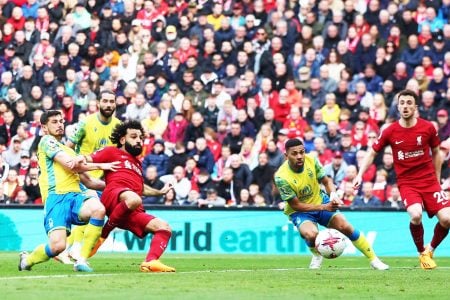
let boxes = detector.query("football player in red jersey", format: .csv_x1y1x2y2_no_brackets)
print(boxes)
86,120,175,272
355,89,450,270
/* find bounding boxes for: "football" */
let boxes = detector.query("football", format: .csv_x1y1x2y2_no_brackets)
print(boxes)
315,228,347,259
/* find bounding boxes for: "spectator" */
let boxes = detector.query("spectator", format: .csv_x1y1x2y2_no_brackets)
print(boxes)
324,150,348,187
216,167,242,205
166,142,188,174
219,109,243,145
163,188,178,206
251,152,275,204
266,139,284,170
197,187,226,207
160,165,191,204
352,181,382,208
2,168,22,200
384,184,405,209
22,165,40,204
142,139,169,176
143,165,165,205
141,106,167,139
189,137,215,174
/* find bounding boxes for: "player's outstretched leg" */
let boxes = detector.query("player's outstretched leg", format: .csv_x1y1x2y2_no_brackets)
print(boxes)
140,219,175,272
19,244,58,271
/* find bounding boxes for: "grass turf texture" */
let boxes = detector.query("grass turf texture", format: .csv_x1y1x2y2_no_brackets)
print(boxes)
1,253,449,300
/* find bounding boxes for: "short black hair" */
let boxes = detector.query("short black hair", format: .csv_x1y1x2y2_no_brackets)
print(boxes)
285,138,304,152
110,120,144,147
397,89,419,105
40,110,62,125
99,89,116,100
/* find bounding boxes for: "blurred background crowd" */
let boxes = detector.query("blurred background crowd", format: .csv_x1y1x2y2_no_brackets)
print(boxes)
0,0,449,208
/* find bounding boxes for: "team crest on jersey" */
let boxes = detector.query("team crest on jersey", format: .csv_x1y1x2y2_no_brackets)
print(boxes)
299,185,313,200
416,136,422,146
307,168,313,178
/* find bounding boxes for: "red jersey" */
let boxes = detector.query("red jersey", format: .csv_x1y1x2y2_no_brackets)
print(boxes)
91,146,144,195
372,118,440,188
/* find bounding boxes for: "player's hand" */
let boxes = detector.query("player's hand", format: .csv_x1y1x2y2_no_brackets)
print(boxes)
160,182,173,195
101,161,120,171
330,191,344,205
353,175,363,190
323,201,340,212
67,155,86,169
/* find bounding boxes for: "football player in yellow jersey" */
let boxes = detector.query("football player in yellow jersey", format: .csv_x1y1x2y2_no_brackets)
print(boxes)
18,110,118,272
57,90,120,263
274,138,389,270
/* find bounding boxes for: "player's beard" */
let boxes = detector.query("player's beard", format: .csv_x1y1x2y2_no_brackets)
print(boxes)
100,107,115,118
125,142,142,157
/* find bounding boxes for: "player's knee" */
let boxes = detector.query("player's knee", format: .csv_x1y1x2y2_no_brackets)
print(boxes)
51,240,66,255
439,216,450,228
126,196,142,210
92,203,106,219
333,224,352,236
409,212,422,224
303,231,318,244
158,220,172,232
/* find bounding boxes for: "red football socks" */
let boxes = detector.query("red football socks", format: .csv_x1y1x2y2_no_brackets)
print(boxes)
146,230,172,262
410,222,425,253
430,222,449,250
101,201,132,239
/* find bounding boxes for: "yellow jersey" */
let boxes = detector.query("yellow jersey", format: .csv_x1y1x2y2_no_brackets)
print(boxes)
69,113,121,178
274,154,326,216
38,135,81,203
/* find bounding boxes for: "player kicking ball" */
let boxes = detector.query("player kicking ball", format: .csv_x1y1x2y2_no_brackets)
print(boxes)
85,120,175,272
355,89,450,270
274,138,389,270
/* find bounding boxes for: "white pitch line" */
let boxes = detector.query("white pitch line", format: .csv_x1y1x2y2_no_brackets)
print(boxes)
2,266,450,280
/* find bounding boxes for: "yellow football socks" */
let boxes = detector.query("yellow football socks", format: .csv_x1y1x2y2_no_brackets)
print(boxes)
352,234,376,261
72,225,86,245
80,219,104,259
26,244,50,266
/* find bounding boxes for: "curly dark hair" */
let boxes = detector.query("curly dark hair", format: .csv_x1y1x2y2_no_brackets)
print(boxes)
110,120,144,147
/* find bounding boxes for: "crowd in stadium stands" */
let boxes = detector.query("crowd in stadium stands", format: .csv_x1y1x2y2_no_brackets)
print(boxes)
0,0,449,208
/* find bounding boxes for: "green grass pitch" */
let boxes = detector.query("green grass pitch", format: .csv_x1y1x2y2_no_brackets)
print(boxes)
1,252,449,299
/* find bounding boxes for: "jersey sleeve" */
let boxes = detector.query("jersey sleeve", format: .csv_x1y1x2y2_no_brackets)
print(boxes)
372,125,391,153
429,124,441,148
314,156,326,181
68,119,86,145
90,147,111,163
274,176,296,202
41,135,63,159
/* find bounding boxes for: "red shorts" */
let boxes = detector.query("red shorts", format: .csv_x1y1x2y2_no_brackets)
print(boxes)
400,182,450,217
101,187,156,238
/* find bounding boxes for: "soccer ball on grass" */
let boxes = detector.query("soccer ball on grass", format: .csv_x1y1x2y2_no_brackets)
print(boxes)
315,228,347,259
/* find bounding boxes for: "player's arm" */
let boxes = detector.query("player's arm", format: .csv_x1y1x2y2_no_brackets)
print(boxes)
65,139,76,149
354,147,378,188
320,175,342,205
431,145,442,181
53,152,119,173
275,175,338,212
142,182,173,196
80,172,105,191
